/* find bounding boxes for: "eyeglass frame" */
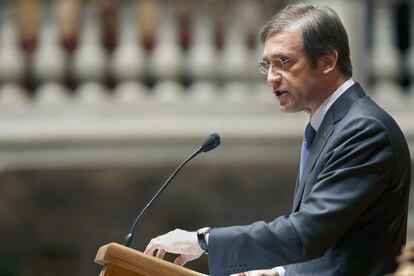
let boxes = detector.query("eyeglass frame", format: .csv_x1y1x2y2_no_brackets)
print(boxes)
257,55,304,75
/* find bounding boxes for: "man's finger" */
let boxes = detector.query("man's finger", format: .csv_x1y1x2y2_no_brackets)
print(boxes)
155,248,166,259
174,255,188,266
144,239,157,256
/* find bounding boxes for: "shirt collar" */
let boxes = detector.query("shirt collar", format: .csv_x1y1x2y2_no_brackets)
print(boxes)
310,78,354,131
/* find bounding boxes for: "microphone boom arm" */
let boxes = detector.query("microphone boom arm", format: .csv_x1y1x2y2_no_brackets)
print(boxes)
123,146,203,247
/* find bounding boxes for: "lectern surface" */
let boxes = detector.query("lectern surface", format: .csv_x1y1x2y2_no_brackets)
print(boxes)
95,242,205,276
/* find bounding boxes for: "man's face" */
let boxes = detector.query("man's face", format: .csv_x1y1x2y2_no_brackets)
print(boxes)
262,29,323,115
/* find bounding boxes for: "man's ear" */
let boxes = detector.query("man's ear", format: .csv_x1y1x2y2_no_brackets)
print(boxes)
321,50,338,74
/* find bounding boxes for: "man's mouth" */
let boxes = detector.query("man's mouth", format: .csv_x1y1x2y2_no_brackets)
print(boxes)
274,90,287,97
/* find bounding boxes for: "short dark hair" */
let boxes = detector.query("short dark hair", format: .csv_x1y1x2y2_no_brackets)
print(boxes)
259,3,352,77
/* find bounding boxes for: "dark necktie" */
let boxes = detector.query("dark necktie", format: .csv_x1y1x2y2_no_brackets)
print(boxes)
300,123,316,179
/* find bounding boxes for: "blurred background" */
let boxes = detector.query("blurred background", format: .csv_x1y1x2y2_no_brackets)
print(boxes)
0,0,413,275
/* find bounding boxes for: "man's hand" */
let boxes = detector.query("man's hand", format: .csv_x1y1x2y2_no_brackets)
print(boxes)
144,229,204,266
236,269,280,276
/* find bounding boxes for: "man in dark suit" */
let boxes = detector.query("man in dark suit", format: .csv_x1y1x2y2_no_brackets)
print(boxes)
144,3,411,276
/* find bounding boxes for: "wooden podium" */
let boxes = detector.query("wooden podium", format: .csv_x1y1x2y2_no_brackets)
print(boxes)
95,243,205,276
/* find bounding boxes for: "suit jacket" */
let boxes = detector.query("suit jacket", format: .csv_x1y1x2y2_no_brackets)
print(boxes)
207,83,411,276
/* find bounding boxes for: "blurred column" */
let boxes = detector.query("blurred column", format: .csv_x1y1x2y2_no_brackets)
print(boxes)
71,1,108,85
109,0,146,83
17,0,41,55
152,79,184,104
113,81,149,105
176,0,194,86
210,0,226,51
369,0,406,113
137,0,159,88
35,82,70,106
57,0,81,54
71,1,109,105
370,0,399,82
393,0,411,89
218,0,253,105
0,3,28,106
372,79,409,114
186,0,217,82
57,0,81,89
0,3,26,85
0,83,29,107
148,0,183,82
185,0,218,106
32,1,67,85
238,0,264,82
138,0,159,52
218,0,252,83
407,1,414,88
99,0,119,53
98,0,118,89
17,0,41,91
408,1,414,103
74,81,109,105
177,0,193,51
110,0,148,104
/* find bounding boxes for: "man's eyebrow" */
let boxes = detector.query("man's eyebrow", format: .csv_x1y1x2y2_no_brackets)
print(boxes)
263,54,289,61
263,54,281,60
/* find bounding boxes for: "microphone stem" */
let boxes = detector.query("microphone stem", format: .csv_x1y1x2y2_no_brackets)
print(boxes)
124,146,203,247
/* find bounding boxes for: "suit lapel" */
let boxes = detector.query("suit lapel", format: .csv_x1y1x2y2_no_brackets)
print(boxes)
292,171,300,211
292,83,366,212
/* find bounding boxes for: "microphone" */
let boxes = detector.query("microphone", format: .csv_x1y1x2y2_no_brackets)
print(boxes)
200,133,221,152
123,133,221,247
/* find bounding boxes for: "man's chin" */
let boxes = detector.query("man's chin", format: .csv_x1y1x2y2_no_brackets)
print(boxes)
278,106,295,113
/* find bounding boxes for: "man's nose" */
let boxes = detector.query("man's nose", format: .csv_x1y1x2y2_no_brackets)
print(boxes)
267,70,282,86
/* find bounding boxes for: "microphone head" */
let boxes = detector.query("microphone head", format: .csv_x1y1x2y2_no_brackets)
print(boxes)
123,233,133,247
200,133,221,152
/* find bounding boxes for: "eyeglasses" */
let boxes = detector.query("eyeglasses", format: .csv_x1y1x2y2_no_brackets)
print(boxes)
257,55,303,75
